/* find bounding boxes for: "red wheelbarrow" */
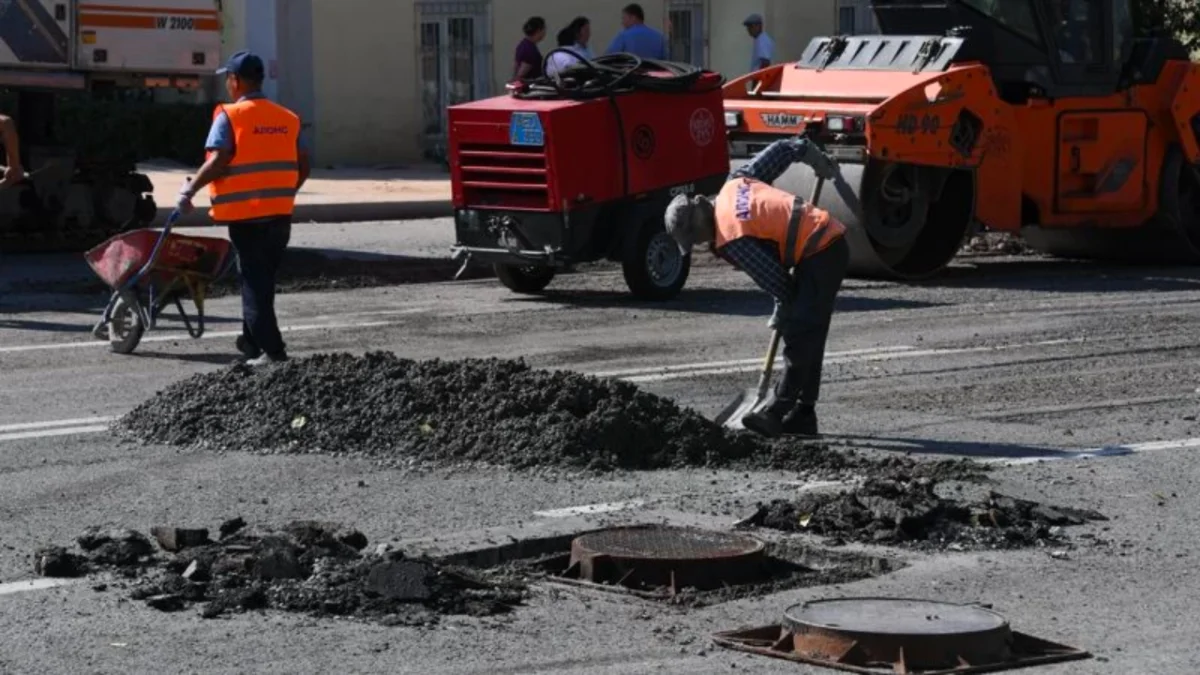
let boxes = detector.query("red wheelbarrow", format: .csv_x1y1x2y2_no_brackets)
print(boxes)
85,210,234,354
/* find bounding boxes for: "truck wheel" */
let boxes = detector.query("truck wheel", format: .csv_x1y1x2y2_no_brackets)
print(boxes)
494,264,556,294
623,219,690,301
108,291,145,354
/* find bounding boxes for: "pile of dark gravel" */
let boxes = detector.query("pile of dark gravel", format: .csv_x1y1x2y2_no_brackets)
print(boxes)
35,520,525,625
117,353,981,479
740,478,1106,550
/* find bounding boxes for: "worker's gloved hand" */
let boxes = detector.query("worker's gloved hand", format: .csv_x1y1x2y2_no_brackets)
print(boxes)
804,148,839,181
768,300,795,331
176,189,194,215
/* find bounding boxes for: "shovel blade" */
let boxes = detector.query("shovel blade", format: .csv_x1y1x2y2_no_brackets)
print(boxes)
714,388,764,430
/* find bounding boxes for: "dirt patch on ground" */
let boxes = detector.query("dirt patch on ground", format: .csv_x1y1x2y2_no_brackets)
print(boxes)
116,352,984,481
960,233,1036,257
740,478,1106,551
9,250,494,298
34,521,525,625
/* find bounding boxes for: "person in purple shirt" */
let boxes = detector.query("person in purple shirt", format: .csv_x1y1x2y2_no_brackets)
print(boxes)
513,16,547,80
606,3,668,60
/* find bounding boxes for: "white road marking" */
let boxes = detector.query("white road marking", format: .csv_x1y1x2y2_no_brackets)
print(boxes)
0,425,111,442
617,338,1085,384
533,500,646,518
0,578,78,597
0,416,114,432
0,320,395,354
589,346,914,378
991,437,1200,466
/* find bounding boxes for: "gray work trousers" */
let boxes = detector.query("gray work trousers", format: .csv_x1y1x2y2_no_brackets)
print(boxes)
770,237,849,413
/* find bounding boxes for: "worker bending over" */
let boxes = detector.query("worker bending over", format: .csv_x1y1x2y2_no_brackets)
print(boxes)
0,114,23,187
177,51,310,365
663,137,848,438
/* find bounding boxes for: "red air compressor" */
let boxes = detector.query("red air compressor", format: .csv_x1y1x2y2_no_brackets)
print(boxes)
447,54,730,300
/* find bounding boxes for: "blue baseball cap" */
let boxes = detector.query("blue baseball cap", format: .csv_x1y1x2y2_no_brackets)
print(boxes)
216,50,265,79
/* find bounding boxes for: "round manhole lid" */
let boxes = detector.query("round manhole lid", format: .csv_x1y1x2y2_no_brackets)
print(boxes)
569,525,767,591
573,525,765,561
784,598,1014,670
787,598,1008,636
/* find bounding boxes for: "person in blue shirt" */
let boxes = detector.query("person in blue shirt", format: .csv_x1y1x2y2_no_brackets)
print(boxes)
606,3,667,60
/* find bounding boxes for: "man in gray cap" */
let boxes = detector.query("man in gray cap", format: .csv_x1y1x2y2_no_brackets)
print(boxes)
744,13,774,73
663,136,847,439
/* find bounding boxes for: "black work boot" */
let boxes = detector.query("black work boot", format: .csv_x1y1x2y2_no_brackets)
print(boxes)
236,335,262,359
782,405,819,438
742,407,784,439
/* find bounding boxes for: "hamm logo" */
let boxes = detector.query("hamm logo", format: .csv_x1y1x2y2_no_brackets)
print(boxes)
760,112,803,129
254,125,290,135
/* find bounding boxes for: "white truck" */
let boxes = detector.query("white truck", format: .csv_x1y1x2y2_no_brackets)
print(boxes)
0,0,222,252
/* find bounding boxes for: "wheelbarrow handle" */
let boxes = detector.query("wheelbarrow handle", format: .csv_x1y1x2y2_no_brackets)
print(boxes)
121,208,183,291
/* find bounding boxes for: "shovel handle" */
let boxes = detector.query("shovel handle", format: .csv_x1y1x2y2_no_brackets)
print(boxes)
755,329,783,398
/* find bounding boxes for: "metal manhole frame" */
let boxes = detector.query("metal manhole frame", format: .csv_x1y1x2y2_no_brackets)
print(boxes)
567,524,769,596
712,597,1091,674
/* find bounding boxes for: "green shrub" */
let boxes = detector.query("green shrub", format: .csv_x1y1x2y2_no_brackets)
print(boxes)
0,90,211,165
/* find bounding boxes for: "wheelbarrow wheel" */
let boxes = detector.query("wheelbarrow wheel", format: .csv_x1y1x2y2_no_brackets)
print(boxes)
108,290,145,354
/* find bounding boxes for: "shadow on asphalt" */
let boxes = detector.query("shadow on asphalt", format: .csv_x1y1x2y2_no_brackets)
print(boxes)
829,434,1120,461
511,288,946,317
927,257,1200,293
126,351,242,365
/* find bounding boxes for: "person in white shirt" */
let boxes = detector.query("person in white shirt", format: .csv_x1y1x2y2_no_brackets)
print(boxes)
545,28,583,77
744,13,774,73
545,17,592,77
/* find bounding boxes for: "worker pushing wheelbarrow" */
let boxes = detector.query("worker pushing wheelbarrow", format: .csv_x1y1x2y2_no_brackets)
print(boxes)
85,209,234,354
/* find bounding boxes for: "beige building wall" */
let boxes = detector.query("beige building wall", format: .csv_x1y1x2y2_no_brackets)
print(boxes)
708,0,766,81
310,1,418,165
217,0,842,165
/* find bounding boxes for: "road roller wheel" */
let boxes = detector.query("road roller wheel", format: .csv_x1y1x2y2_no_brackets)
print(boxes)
850,161,975,279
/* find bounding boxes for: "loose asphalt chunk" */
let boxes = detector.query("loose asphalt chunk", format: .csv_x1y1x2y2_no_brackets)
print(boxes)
742,477,1107,551
115,352,984,480
35,521,525,625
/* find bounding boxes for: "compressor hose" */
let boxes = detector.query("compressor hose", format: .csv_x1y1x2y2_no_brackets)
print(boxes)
514,52,724,199
516,51,724,100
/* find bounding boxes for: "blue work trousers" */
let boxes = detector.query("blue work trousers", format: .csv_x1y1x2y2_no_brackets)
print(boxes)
228,217,291,357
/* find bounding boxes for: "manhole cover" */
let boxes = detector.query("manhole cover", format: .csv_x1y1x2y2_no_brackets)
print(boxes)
787,598,1011,669
569,525,766,592
713,597,1090,674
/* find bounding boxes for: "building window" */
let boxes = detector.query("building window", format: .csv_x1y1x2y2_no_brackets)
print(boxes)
415,1,493,161
667,0,705,66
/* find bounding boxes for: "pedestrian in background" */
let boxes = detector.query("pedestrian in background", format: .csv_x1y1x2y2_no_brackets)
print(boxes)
0,114,22,187
744,13,774,72
176,51,310,366
545,27,583,77
566,16,593,60
606,3,667,60
514,16,547,80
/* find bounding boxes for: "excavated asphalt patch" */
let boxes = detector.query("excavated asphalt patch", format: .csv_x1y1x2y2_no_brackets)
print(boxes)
741,477,1107,551
115,352,985,480
34,521,525,625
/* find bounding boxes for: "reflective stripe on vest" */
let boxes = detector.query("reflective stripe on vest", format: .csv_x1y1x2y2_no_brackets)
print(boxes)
713,177,845,263
207,99,300,223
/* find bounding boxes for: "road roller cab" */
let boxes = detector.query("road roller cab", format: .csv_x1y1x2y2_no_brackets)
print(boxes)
448,58,729,300
723,0,1200,279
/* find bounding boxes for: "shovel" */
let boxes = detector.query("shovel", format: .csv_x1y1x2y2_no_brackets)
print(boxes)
716,172,828,430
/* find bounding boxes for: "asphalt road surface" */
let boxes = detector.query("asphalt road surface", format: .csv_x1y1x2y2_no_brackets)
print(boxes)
2,222,1199,674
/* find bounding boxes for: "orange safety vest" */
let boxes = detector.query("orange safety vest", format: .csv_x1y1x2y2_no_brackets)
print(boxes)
713,176,845,266
207,98,301,223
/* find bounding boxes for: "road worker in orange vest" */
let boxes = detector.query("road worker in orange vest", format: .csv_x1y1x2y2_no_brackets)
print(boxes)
663,136,848,438
177,51,310,366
